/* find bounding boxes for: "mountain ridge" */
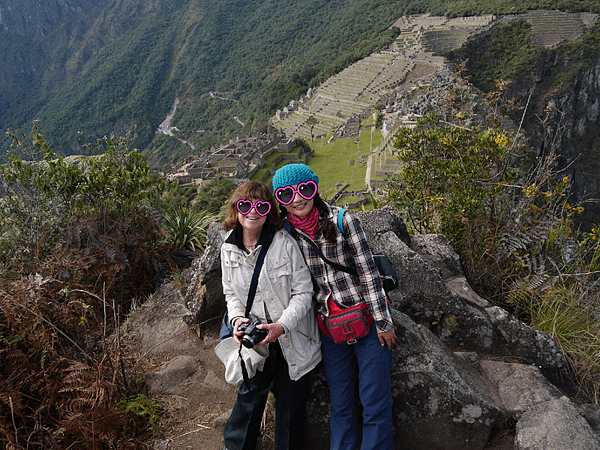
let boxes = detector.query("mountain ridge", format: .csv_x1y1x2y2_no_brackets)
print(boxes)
0,0,406,166
3,0,600,184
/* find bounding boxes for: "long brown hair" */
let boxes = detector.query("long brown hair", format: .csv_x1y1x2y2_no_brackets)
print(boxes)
222,181,283,231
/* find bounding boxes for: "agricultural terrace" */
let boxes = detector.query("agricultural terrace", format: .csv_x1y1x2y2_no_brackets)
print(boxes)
256,117,385,210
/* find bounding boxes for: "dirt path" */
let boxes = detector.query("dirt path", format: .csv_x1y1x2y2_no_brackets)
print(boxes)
122,283,276,450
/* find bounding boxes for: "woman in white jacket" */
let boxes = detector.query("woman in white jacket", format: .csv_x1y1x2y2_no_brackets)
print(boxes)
221,181,321,450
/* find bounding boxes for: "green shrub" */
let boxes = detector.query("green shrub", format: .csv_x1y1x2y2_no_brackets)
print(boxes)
386,114,521,288
0,125,178,447
117,394,161,431
0,123,175,275
193,176,237,216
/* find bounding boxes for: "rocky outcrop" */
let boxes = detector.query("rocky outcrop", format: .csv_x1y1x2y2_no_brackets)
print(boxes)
183,207,599,449
535,52,600,225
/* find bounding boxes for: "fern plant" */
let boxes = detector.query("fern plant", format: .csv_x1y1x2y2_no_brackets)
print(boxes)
496,153,594,298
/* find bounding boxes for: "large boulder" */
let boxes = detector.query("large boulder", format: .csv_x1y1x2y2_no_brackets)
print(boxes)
182,207,595,449
389,310,502,450
356,209,567,372
182,222,228,328
515,397,600,450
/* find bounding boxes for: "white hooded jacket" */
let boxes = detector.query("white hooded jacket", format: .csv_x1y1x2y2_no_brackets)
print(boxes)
221,228,321,381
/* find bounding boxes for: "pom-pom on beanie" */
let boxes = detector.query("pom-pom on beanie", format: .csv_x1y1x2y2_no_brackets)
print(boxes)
272,164,319,192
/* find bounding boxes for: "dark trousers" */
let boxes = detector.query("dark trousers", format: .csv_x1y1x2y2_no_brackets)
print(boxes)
223,341,310,450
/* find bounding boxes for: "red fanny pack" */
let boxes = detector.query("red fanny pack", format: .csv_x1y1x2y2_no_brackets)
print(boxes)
317,298,373,345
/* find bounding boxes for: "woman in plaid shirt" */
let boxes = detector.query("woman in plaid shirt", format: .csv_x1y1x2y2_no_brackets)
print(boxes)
272,164,396,450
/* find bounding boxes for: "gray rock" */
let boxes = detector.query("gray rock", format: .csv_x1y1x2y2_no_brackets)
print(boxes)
355,205,412,249
145,355,201,395
153,439,171,450
579,404,600,434
390,310,502,450
204,369,230,391
478,361,564,418
183,222,228,327
214,409,232,428
122,283,202,358
515,396,600,450
411,234,463,280
176,207,596,450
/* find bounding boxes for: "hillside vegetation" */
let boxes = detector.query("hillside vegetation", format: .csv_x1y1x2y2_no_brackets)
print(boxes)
4,72,600,447
0,0,404,167
446,16,600,227
3,0,600,169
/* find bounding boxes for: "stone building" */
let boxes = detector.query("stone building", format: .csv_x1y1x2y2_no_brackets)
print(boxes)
166,132,300,186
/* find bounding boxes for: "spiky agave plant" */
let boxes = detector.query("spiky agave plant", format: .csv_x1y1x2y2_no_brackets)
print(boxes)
162,207,217,252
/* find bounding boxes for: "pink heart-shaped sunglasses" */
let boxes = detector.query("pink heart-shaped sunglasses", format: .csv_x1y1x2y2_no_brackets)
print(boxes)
274,181,318,205
236,199,272,216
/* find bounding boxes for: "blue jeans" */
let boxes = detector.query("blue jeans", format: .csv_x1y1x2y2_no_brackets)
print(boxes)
223,341,310,450
320,328,393,450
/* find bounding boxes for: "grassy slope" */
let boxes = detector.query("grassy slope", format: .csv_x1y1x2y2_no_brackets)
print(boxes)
257,117,383,209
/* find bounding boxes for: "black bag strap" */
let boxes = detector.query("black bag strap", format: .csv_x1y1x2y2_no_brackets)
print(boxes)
285,214,397,293
244,230,273,316
239,228,274,387
285,217,358,277
221,228,274,340
301,232,358,277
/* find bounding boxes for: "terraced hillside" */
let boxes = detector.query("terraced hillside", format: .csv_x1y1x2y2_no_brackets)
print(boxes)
269,11,597,204
523,10,596,47
271,14,495,141
273,52,415,141
414,15,495,55
271,10,597,143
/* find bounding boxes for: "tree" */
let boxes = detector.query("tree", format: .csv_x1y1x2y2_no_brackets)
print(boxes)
384,75,526,299
306,115,319,141
375,104,385,128
193,176,237,216
386,114,516,249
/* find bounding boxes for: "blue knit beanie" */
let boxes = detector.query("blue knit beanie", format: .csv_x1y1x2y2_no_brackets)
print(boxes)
272,164,319,192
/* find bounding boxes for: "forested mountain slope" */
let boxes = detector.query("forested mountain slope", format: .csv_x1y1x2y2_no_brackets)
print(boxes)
446,16,600,227
2,0,600,170
0,0,404,167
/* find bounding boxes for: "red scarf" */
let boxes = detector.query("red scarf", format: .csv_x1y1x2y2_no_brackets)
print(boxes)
288,207,319,238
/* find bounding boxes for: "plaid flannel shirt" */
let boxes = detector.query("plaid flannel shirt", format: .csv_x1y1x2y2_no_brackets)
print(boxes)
290,206,393,333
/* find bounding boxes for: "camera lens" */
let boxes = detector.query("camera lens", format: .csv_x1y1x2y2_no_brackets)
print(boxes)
242,335,257,348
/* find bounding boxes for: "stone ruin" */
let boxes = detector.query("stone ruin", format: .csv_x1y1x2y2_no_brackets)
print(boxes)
165,131,301,186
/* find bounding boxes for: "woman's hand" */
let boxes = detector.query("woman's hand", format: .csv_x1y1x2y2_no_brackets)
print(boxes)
257,323,285,345
233,317,250,345
377,328,396,349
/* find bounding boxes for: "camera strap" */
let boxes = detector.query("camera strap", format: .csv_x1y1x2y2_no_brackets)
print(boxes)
239,228,275,387
244,227,274,317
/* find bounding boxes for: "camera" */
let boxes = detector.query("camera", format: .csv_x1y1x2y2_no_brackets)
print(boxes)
239,318,268,348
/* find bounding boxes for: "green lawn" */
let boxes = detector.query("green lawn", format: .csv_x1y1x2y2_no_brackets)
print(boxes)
308,134,368,201
259,118,385,209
